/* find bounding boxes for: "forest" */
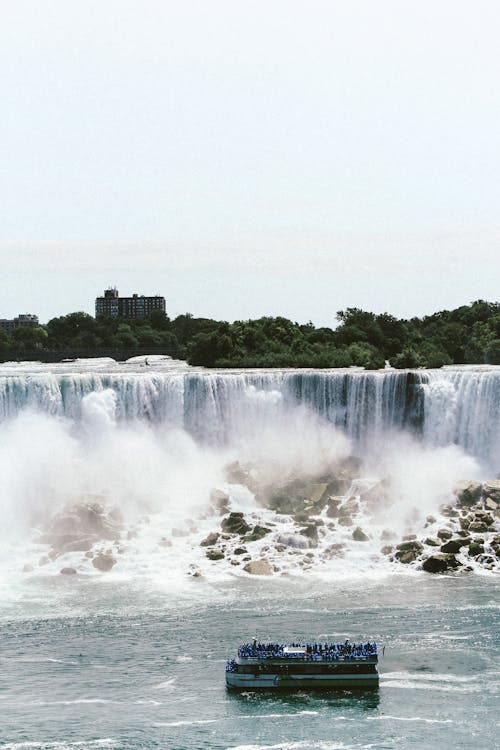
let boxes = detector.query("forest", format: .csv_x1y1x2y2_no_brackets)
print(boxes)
1,300,499,369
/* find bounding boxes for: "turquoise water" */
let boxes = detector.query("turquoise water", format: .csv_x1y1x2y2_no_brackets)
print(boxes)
1,575,498,750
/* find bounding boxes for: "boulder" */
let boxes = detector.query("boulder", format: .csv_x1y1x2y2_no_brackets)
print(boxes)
472,510,494,525
424,537,441,547
468,522,489,533
200,532,220,547
425,515,437,525
396,540,424,553
244,525,271,542
476,554,495,569
440,538,468,554
397,550,418,564
60,567,77,575
326,497,343,518
352,527,369,542
243,559,272,575
381,545,393,555
206,548,224,561
59,535,99,553
483,480,500,502
422,554,459,573
437,528,453,540
468,542,484,557
485,497,499,511
453,480,483,506
299,525,319,547
233,547,248,555
338,515,353,527
342,497,360,515
91,553,116,572
381,529,397,541
221,512,251,535
210,488,230,514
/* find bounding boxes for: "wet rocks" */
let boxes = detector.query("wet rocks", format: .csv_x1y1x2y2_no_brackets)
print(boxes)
352,527,369,542
422,554,460,573
483,480,500,503
206,548,224,561
243,559,272,575
200,532,220,547
453,480,483,506
221,512,251,535
244,525,271,542
437,528,453,540
299,524,319,547
210,488,230,514
440,538,468,554
424,537,441,546
60,567,77,575
40,500,123,559
395,540,423,564
91,552,116,572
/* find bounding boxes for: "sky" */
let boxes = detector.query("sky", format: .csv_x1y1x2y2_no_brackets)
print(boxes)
1,0,499,326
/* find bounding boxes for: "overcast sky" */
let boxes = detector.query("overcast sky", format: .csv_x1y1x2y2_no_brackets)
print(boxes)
1,0,499,325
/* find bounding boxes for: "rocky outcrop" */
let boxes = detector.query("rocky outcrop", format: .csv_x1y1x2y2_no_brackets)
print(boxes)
39,500,123,560
243,559,272,575
453,481,483,506
221,512,251,535
206,548,224,561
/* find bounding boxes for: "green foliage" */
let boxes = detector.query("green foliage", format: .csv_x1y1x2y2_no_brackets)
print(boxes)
2,299,500,369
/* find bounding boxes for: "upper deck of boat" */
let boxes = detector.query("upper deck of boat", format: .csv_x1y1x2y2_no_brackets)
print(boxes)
237,641,378,664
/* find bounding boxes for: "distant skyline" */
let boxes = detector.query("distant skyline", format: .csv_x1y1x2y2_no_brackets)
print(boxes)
1,1,500,326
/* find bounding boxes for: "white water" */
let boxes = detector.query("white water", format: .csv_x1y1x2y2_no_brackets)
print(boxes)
0,360,498,592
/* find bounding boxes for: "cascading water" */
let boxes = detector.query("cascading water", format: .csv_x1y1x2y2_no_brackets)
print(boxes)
0,363,498,468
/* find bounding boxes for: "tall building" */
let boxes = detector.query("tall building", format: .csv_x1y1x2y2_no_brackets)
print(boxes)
0,314,39,335
95,288,166,319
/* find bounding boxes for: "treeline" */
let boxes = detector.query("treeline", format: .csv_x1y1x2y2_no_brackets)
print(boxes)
1,300,499,368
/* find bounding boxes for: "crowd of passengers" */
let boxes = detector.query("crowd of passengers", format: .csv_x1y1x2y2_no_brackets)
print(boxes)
237,641,377,660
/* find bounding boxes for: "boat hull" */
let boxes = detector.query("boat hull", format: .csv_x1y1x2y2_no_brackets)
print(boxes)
226,672,379,690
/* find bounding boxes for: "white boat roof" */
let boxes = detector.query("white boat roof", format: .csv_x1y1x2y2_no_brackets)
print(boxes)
283,647,307,654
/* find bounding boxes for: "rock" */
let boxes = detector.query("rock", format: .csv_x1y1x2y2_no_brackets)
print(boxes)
381,545,393,555
483,480,500,502
210,488,230,514
221,512,251,535
424,537,441,547
441,505,459,518
476,554,495,569
352,527,369,542
396,540,424,553
485,497,499,511
243,559,272,575
206,548,224,561
60,567,77,575
326,497,343,518
342,497,359,515
422,554,460,573
468,522,489,533
323,543,344,558
230,559,240,566
397,550,418,564
468,542,484,556
233,547,248,555
158,537,172,548
299,525,319,547
305,483,329,507
244,525,271,542
402,534,417,541
200,532,220,547
338,515,353,527
440,538,468,554
22,563,34,573
459,517,471,530
453,480,483,506
437,528,453,540
191,570,204,577
425,515,437,524
91,553,116,572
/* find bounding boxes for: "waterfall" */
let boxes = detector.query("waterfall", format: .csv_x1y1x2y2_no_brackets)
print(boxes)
0,365,498,467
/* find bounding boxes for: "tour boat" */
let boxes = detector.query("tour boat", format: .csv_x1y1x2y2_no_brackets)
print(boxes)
226,640,379,690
